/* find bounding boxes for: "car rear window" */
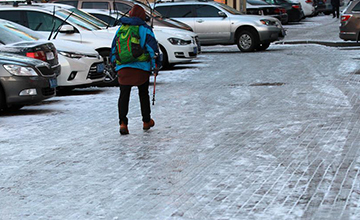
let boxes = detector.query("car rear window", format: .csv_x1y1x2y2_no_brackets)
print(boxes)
114,2,132,13
352,2,360,11
0,22,40,44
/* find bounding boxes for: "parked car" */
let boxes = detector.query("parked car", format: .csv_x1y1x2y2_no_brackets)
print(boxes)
46,1,200,68
340,0,360,41
0,2,119,83
294,0,315,17
246,0,289,24
0,19,105,90
0,40,61,77
154,0,286,52
0,52,57,112
263,0,303,22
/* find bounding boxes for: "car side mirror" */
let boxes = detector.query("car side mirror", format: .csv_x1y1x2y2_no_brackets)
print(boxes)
59,25,75,34
218,11,227,17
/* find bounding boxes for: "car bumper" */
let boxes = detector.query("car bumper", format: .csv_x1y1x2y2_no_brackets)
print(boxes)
1,75,56,106
272,14,289,24
167,43,199,64
258,26,286,43
57,55,105,87
339,31,357,41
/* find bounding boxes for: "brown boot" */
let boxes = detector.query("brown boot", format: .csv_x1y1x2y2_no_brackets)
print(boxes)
120,122,129,135
143,119,155,130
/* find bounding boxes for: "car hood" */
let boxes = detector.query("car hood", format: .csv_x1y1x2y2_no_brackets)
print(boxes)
0,52,48,66
153,26,197,39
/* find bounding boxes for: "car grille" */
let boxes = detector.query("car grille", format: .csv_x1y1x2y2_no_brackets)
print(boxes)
37,66,54,76
87,62,105,80
42,87,56,96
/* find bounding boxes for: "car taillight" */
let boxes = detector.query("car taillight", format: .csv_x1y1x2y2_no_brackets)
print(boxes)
26,51,47,61
274,8,280,13
341,14,352,22
305,0,312,3
292,5,300,9
281,8,286,13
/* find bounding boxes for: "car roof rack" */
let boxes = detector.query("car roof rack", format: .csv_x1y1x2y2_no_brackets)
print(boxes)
0,0,35,6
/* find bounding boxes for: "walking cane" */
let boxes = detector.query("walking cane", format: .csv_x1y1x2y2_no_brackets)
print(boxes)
152,70,157,105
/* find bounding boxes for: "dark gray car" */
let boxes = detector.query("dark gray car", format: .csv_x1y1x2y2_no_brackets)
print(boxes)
340,0,360,41
0,52,57,111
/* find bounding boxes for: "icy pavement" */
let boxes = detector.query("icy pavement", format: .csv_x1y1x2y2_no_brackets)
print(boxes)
1,15,360,220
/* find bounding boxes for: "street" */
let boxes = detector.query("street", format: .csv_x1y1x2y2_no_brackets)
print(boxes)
1,14,360,220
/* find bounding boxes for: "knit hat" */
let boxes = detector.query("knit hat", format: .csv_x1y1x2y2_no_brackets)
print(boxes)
129,5,146,21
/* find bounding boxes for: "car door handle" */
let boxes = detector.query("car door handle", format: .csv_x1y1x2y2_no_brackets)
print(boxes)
196,19,204,23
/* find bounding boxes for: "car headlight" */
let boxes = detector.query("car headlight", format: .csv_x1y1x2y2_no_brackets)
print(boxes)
58,51,85,59
3,64,38,76
260,19,275,26
168,38,191,45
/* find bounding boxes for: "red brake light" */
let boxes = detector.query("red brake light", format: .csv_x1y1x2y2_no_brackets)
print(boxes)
305,0,312,3
26,51,47,61
274,8,280,13
341,14,352,22
292,5,300,9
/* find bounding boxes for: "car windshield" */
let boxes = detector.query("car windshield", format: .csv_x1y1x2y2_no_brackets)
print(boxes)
66,8,109,27
247,0,270,5
55,9,103,30
215,2,243,15
0,21,43,44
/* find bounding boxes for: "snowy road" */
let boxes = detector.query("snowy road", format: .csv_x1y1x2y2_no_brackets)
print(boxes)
2,15,360,219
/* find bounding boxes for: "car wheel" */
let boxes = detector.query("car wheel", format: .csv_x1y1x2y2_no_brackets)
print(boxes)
237,29,258,52
99,50,118,86
257,42,270,51
159,45,171,69
0,86,5,112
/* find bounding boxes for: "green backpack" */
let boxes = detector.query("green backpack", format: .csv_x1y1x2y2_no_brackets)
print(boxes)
114,24,150,65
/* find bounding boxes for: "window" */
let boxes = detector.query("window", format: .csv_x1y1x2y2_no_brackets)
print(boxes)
0,11,22,24
91,13,116,26
81,2,109,9
195,5,221,17
114,2,132,13
53,1,78,7
156,5,193,18
25,11,63,32
352,2,360,11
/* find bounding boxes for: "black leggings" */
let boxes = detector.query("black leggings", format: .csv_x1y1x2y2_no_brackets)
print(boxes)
118,80,151,125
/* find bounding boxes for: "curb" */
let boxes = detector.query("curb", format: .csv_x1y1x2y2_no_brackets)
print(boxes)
275,40,360,47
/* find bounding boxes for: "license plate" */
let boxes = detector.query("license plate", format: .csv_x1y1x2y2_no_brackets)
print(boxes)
46,52,55,60
97,63,104,73
49,78,57,88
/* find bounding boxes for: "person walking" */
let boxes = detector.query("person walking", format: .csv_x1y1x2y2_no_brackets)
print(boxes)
331,0,340,18
110,5,162,135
